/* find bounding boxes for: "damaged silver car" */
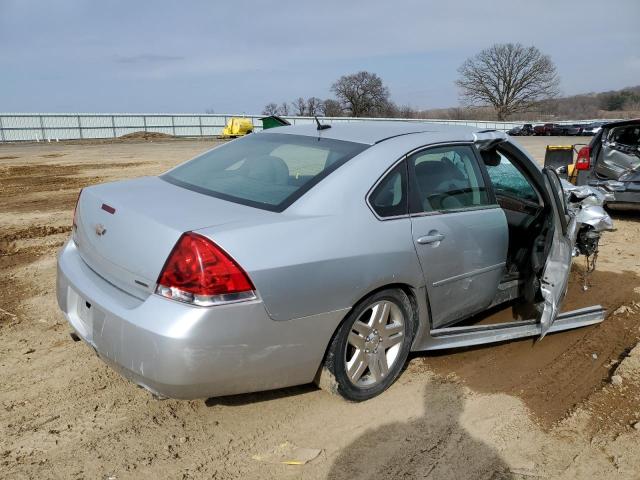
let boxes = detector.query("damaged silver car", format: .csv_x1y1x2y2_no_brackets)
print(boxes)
575,119,640,210
57,122,613,401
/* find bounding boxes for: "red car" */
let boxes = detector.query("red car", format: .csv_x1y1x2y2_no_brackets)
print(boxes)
533,123,556,136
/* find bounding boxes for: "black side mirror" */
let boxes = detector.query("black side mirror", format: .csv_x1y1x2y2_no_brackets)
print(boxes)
481,149,501,167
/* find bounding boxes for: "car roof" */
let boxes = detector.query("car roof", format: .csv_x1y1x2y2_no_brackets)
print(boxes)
602,118,640,128
260,120,489,145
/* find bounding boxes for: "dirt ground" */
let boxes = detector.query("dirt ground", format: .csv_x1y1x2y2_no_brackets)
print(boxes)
1,135,639,479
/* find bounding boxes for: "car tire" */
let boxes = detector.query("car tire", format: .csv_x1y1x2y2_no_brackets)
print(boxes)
316,288,415,401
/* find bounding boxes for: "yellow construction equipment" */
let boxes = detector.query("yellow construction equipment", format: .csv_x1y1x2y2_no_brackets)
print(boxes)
221,117,253,138
543,144,587,184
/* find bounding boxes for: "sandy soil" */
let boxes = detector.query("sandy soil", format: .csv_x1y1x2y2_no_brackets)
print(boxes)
1,136,639,479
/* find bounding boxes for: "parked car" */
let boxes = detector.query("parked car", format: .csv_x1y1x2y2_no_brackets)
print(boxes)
507,124,534,136
549,124,583,136
533,123,555,135
581,121,606,136
575,119,640,210
570,124,585,135
57,122,612,401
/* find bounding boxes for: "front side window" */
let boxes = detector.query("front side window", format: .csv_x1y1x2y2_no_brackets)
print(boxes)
369,161,408,218
484,151,539,203
409,145,490,213
163,133,368,211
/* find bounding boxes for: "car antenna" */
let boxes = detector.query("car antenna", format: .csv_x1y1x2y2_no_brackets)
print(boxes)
315,116,331,131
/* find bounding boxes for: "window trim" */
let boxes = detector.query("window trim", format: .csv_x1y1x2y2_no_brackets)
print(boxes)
406,142,498,216
365,156,410,221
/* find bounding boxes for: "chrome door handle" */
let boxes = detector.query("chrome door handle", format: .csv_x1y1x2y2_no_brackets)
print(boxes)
416,232,445,244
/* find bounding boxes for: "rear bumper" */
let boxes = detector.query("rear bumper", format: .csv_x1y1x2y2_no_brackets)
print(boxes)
606,191,640,210
56,240,346,399
586,180,640,210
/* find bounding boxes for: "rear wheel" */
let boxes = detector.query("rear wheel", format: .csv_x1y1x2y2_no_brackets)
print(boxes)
317,289,415,401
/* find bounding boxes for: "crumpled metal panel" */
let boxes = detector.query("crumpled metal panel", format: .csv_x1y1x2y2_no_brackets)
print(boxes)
575,204,614,232
562,181,614,232
600,144,640,179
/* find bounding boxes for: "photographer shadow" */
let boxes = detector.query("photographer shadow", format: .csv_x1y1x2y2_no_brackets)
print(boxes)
326,380,515,479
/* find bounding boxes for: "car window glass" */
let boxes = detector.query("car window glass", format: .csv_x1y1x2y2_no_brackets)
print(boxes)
485,151,539,203
410,145,489,212
270,144,330,177
369,161,407,217
163,133,367,211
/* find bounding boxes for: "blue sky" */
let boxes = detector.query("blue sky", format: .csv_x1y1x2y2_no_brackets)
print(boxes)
1,0,638,114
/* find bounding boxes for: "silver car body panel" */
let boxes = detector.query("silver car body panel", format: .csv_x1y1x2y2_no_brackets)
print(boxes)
563,181,615,232
415,305,604,351
57,240,348,399
56,121,612,399
73,176,279,300
537,169,575,337
410,207,507,328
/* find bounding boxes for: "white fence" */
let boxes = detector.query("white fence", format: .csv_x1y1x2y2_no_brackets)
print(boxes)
0,113,582,142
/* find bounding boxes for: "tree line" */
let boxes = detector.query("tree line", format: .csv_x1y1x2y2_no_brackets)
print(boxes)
262,71,398,118
260,43,640,121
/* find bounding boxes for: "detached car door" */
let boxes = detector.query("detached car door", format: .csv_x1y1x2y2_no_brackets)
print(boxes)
538,168,575,337
407,144,508,328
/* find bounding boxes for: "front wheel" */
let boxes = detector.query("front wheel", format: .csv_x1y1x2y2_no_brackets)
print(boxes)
316,289,415,401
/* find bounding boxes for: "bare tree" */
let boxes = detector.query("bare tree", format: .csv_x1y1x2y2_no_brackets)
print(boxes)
331,71,391,117
306,97,323,116
292,97,307,116
322,99,343,117
277,102,289,116
262,102,279,116
456,43,560,120
397,104,416,119
204,107,215,114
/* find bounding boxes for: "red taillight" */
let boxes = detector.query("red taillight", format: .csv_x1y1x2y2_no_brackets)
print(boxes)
575,146,591,171
156,232,255,306
72,189,83,228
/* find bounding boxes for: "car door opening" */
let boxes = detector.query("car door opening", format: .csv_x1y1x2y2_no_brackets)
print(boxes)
422,142,609,344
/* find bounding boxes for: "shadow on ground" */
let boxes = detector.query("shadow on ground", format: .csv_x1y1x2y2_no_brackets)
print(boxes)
205,384,317,407
326,381,513,479
609,210,640,222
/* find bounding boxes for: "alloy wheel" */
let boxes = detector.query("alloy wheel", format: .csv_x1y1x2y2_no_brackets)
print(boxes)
344,300,405,387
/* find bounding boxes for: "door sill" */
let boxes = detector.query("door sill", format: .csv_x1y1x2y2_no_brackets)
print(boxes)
415,305,605,351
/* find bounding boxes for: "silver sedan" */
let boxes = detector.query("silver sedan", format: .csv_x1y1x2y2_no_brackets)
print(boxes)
57,121,612,401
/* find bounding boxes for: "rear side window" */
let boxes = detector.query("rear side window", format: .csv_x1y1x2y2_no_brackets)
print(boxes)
369,161,408,218
409,145,490,213
162,133,368,211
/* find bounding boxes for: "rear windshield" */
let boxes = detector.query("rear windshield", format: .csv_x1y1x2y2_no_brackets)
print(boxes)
162,133,368,211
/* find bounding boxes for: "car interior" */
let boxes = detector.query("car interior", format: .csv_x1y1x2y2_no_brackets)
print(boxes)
480,146,551,312
411,147,488,212
595,124,640,179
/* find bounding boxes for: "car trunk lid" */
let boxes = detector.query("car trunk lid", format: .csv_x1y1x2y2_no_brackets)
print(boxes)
73,176,272,300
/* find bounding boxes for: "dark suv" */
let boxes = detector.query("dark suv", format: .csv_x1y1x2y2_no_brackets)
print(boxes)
507,124,534,136
549,124,582,136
